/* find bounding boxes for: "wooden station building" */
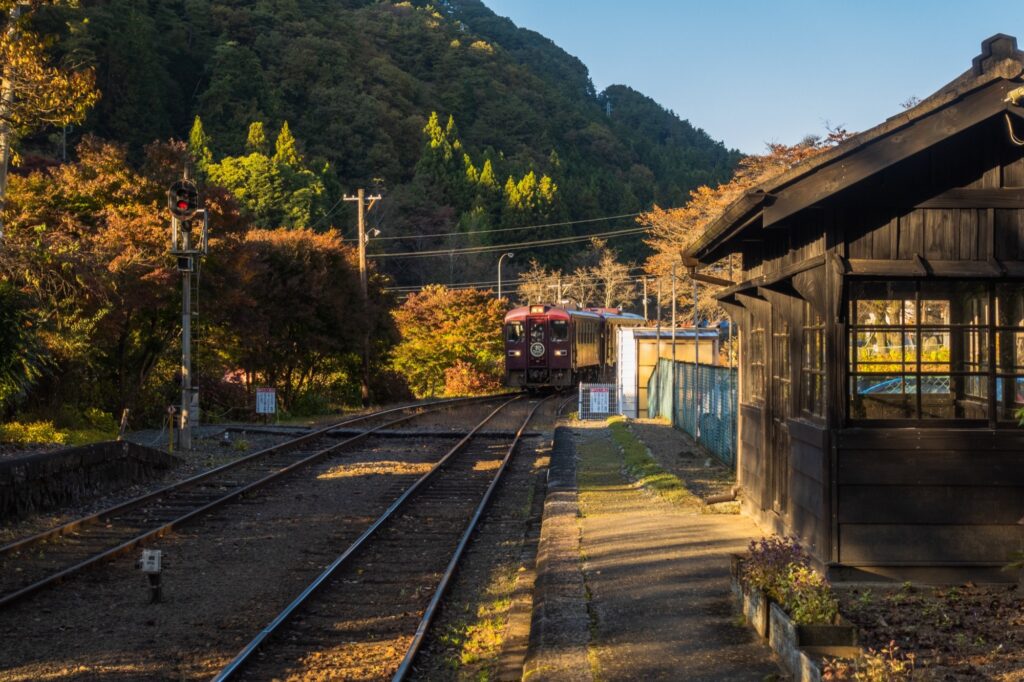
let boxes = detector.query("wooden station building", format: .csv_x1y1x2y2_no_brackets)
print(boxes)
687,35,1024,581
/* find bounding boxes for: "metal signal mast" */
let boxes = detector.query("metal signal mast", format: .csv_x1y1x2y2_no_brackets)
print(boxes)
168,169,208,451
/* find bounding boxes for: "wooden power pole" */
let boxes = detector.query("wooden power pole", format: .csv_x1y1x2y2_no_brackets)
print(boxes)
344,188,382,407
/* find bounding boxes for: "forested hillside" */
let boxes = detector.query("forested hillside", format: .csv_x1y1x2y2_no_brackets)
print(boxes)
32,0,738,280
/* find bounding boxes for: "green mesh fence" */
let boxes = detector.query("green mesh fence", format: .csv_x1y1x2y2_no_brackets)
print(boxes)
647,358,738,467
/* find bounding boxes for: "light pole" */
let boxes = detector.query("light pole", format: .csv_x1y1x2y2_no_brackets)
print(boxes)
497,251,515,300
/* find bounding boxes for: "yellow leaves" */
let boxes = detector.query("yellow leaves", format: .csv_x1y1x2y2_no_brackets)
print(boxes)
0,5,99,134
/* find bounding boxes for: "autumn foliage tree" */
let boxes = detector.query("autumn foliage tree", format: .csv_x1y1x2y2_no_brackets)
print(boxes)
214,228,373,411
391,285,505,397
641,131,851,323
0,137,181,415
0,1,98,235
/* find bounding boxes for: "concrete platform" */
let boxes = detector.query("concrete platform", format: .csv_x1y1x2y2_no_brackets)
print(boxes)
525,422,783,681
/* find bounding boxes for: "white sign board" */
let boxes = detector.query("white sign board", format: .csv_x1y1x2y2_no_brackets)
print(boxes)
589,387,610,414
255,387,277,415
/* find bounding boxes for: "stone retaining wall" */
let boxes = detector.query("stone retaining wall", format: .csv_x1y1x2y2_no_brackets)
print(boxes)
0,441,180,520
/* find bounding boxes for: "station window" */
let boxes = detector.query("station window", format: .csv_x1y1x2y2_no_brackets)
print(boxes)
847,280,1023,423
801,302,826,420
747,325,766,403
506,322,523,343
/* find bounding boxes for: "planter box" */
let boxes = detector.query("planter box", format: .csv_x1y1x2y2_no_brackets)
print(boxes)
769,602,859,682
730,555,770,638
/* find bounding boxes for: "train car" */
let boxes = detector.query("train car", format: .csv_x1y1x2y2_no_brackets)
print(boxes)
504,304,645,389
504,304,602,388
586,308,647,376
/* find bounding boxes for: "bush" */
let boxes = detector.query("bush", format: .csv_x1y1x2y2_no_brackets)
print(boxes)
0,420,68,445
740,535,838,625
740,535,810,601
782,564,839,625
444,360,502,396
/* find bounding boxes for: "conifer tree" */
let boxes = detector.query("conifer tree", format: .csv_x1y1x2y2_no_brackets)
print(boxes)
188,116,213,173
273,121,301,167
246,121,267,154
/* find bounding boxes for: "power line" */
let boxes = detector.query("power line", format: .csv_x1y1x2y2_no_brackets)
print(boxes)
385,272,651,293
342,211,644,242
367,224,650,260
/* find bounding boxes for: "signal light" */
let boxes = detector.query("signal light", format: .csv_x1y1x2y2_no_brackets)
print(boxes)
168,180,199,222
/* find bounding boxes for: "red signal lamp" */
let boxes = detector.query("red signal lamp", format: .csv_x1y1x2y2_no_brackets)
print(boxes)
168,180,199,221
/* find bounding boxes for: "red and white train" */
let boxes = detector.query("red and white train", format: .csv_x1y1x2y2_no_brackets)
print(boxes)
504,304,645,389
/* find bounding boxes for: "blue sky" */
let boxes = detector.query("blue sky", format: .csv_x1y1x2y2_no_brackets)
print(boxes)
483,1,1024,154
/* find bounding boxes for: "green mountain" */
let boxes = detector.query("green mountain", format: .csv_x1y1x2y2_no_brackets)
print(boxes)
42,0,739,278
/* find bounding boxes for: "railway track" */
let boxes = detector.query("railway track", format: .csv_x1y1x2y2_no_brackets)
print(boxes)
0,395,509,610
213,393,551,681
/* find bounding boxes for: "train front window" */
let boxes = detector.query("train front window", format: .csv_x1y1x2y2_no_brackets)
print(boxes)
530,324,545,343
551,320,568,342
506,322,524,343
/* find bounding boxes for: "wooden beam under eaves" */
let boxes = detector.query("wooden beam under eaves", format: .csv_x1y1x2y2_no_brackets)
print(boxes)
691,272,735,287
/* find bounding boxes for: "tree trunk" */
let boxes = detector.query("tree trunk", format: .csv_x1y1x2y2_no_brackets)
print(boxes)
0,5,24,240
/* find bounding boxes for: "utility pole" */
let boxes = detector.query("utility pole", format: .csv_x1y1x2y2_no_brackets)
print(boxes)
642,277,649,321
692,267,700,443
344,188,382,407
671,265,677,426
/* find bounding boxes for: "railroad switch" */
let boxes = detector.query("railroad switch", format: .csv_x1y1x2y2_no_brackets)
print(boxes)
136,549,163,604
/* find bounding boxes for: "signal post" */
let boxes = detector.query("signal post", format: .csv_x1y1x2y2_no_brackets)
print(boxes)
168,172,207,451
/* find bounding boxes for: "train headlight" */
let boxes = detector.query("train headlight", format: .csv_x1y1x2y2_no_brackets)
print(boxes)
554,350,567,357
508,350,522,357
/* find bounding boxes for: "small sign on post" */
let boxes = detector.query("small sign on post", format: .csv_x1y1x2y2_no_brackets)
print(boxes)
578,383,617,420
255,387,277,417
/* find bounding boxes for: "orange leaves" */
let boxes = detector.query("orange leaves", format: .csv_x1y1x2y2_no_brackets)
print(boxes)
391,285,506,397
641,135,852,276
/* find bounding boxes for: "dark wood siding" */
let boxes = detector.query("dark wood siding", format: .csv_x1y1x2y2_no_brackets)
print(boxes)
835,428,1024,566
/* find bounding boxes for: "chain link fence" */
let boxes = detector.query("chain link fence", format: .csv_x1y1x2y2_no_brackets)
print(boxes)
578,383,618,420
647,358,738,467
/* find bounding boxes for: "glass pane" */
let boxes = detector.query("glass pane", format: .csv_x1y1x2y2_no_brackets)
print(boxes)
955,285,989,325
961,328,988,370
996,283,1024,326
851,281,916,325
530,324,544,343
506,322,523,343
853,331,905,369
919,330,950,371
550,320,568,342
855,299,911,325
849,375,918,419
997,330,1024,373
920,300,950,324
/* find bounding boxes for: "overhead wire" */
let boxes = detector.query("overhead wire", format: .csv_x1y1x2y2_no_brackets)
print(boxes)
340,211,645,242
367,224,650,259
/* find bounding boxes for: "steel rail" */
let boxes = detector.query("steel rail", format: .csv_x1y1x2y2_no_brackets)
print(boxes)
212,394,527,682
0,394,503,559
393,394,553,680
0,395,510,610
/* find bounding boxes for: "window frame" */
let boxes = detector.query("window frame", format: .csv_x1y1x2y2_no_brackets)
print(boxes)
745,324,766,405
800,301,826,421
846,279,1024,427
